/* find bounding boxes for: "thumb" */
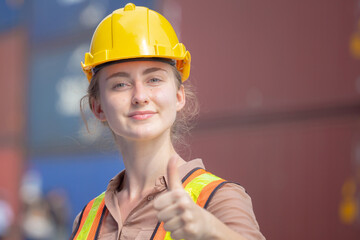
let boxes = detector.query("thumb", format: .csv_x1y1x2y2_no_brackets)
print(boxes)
167,156,183,190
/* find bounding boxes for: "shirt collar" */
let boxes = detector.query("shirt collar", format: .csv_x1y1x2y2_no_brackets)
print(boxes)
107,158,205,192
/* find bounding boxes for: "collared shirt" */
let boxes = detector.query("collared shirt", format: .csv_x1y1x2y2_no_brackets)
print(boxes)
72,159,265,240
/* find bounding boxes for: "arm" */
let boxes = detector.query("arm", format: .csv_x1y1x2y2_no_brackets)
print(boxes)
154,158,264,240
194,204,248,240
205,183,265,240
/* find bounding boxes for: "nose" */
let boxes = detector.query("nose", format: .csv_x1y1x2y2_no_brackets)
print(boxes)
131,82,149,105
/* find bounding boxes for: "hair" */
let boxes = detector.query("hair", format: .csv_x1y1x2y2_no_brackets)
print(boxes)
80,63,199,150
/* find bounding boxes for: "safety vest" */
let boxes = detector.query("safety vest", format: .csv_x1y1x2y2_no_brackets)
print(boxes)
71,168,228,240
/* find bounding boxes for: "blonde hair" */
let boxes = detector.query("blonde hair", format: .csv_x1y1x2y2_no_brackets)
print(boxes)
80,64,199,148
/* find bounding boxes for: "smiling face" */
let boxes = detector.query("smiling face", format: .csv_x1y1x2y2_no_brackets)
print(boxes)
91,60,185,142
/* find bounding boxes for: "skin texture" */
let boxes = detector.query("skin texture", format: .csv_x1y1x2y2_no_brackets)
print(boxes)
93,61,184,142
91,60,247,240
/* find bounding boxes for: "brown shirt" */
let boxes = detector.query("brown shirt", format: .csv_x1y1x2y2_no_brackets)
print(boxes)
72,159,265,240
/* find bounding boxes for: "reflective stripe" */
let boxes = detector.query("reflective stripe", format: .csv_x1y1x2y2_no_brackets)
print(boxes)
75,192,105,240
196,179,225,208
73,199,95,240
87,199,106,239
163,231,173,240
182,168,206,187
184,172,222,204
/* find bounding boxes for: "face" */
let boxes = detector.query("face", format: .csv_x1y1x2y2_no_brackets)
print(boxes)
92,60,185,142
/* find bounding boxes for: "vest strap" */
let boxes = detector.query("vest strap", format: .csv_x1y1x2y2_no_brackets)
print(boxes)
72,192,106,240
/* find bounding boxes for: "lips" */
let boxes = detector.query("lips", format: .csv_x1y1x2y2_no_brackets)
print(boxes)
128,110,156,120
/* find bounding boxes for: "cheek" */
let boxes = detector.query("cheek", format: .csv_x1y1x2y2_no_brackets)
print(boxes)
101,93,130,116
152,88,178,109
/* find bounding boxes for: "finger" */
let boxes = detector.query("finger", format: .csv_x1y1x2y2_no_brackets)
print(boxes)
163,215,185,232
170,228,185,240
167,156,182,190
153,192,175,210
157,201,185,222
154,188,186,210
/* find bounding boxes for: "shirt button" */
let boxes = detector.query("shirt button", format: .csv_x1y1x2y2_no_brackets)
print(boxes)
147,195,154,201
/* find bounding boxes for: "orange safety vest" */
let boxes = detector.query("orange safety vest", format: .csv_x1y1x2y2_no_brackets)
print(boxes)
71,168,228,240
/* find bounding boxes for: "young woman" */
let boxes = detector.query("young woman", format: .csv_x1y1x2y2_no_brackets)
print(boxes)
71,3,265,240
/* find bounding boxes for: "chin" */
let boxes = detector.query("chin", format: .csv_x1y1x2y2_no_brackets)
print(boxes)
116,126,171,142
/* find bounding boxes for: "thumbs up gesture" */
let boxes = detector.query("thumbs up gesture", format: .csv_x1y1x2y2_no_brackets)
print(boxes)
153,157,212,240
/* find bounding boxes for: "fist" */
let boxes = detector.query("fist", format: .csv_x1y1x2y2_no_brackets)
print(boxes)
153,157,211,240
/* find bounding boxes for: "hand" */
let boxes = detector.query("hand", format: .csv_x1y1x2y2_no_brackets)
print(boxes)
153,157,212,240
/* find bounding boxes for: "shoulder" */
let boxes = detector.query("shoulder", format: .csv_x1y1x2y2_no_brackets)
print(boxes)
206,182,266,240
210,182,251,203
206,182,254,213
71,191,106,236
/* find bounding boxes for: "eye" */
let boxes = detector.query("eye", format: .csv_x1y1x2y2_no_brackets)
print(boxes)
112,82,129,89
148,78,162,84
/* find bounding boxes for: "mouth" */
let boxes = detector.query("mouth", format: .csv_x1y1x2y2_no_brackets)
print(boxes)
128,110,156,120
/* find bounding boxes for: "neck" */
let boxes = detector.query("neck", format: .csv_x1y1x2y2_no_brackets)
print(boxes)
115,132,184,199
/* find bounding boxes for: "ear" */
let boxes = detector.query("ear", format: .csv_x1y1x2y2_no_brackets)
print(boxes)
91,97,106,121
176,85,186,111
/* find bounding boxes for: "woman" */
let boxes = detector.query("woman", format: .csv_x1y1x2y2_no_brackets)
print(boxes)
71,3,265,240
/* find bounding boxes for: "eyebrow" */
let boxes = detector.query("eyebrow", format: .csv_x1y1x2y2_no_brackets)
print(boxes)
106,67,167,81
105,72,130,81
142,67,167,75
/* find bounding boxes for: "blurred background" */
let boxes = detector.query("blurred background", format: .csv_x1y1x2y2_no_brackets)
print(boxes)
0,0,360,239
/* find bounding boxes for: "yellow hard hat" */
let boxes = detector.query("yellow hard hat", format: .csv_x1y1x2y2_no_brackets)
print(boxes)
81,3,191,82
